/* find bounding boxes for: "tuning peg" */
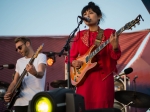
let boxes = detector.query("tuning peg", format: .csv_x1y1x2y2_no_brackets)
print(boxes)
137,22,140,25
139,15,144,21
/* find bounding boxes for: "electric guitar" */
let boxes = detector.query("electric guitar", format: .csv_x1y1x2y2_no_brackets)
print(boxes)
5,43,44,110
70,15,144,86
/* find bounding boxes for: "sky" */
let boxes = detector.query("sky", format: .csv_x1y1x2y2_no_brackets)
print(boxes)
0,0,149,36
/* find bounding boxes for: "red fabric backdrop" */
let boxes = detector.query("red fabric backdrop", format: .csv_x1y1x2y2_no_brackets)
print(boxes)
0,36,69,90
0,29,150,112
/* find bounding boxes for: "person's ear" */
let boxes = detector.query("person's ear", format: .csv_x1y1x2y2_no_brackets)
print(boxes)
98,15,101,20
26,41,30,47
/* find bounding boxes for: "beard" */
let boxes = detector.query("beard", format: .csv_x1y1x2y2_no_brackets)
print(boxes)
21,47,29,57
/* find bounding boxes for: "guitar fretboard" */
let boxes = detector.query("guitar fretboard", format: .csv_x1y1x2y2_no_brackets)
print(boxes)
12,55,35,92
85,25,128,62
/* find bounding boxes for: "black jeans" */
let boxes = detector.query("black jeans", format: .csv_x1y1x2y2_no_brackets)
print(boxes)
14,106,28,112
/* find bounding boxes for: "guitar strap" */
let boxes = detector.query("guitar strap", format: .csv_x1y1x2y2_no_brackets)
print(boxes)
94,28,104,46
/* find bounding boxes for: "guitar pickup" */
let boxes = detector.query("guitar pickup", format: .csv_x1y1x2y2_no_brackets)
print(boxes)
76,68,81,74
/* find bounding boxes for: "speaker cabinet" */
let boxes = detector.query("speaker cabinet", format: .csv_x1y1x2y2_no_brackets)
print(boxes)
27,100,31,112
66,93,85,112
85,108,121,112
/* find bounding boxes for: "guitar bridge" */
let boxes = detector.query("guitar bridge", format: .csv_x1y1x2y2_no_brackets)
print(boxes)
74,76,76,82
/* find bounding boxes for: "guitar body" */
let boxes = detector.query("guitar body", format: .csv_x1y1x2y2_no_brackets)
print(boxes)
70,45,97,86
6,84,21,110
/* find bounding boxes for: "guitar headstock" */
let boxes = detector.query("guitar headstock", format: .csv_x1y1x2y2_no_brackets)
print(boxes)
117,15,144,35
33,43,44,58
125,14,144,30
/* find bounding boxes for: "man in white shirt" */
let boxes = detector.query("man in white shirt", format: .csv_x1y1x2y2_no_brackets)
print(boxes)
4,37,47,112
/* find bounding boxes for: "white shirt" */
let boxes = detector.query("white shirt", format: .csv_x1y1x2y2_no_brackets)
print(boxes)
14,53,47,106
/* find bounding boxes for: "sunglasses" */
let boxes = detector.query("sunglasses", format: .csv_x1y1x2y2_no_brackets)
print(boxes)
15,44,24,51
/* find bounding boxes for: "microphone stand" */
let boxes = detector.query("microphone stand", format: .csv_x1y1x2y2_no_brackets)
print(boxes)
59,20,83,89
133,76,137,112
133,77,137,92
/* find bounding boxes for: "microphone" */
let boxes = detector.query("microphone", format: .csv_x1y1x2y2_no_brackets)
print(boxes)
118,67,133,76
78,16,91,22
0,64,15,69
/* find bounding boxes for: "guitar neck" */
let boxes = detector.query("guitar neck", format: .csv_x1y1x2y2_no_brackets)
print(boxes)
117,25,127,36
87,27,126,61
12,56,35,92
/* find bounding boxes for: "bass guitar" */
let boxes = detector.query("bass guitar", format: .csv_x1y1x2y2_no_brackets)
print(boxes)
5,43,44,110
70,15,144,86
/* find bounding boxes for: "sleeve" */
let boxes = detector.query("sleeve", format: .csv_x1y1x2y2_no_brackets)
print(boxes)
38,53,47,65
109,44,121,60
104,28,121,60
15,60,19,73
65,32,80,64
